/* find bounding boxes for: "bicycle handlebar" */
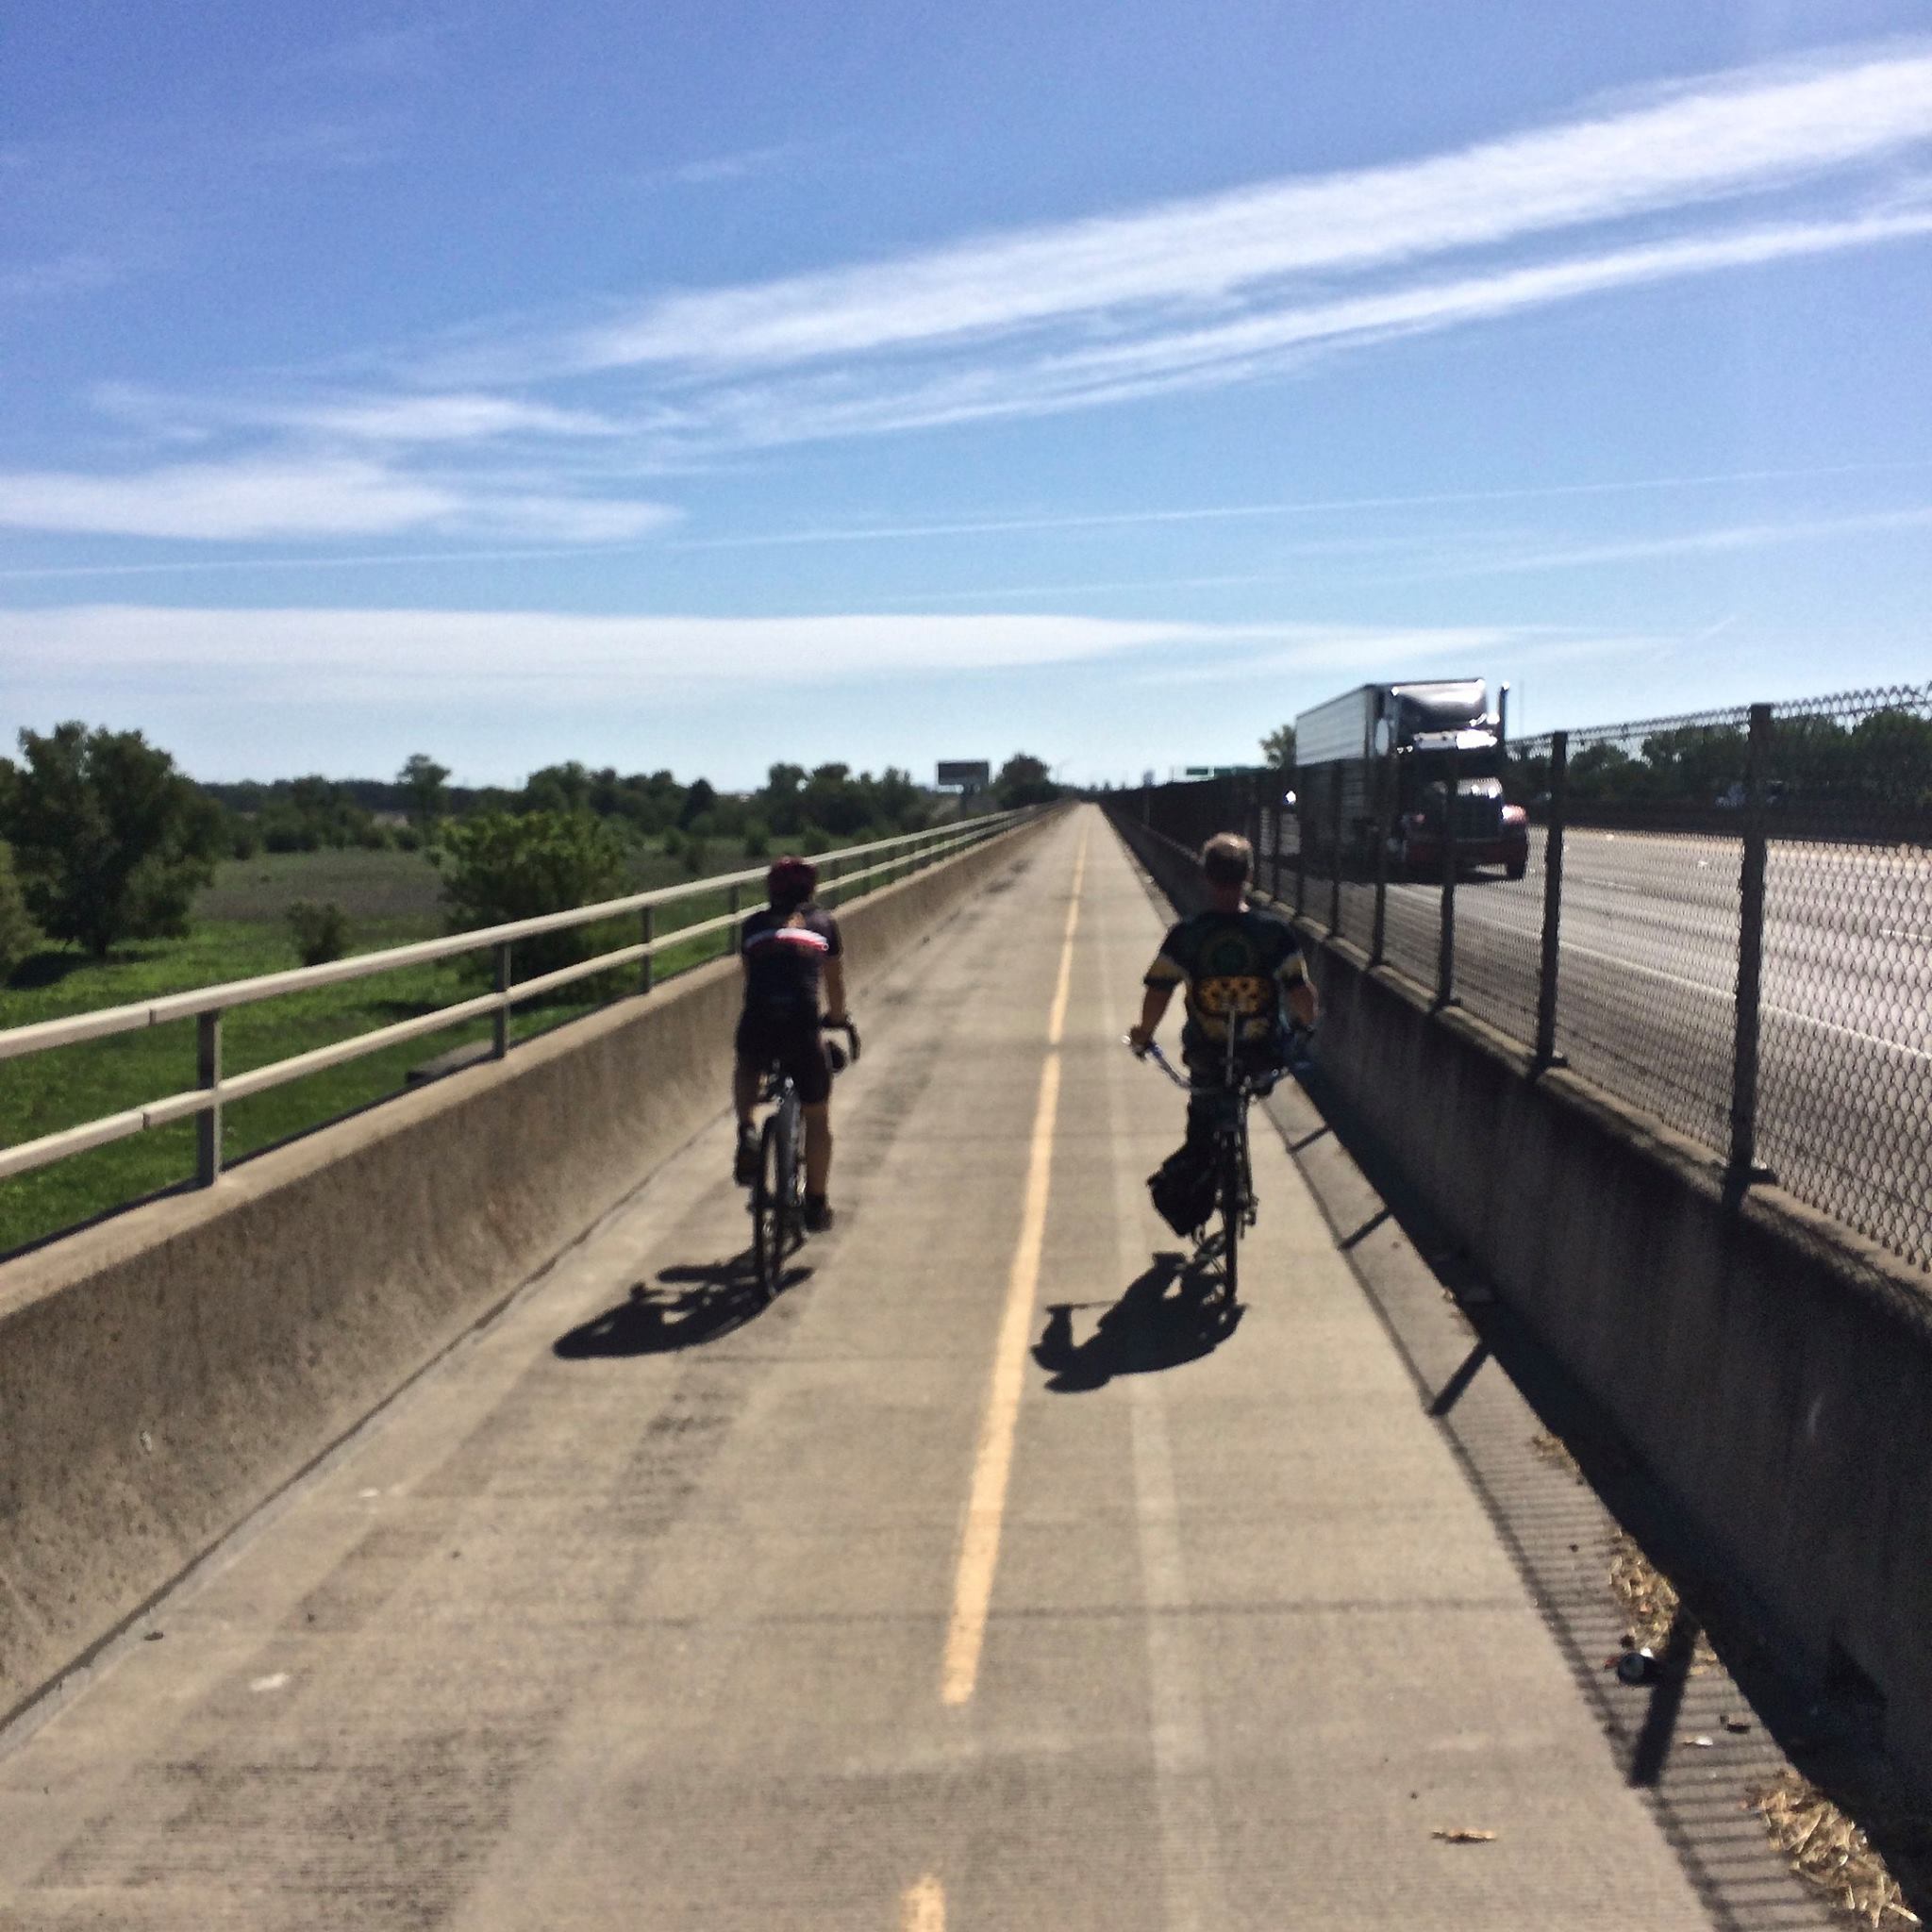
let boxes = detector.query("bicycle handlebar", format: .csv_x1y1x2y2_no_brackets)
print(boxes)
822,1015,861,1067
1124,1024,1312,1095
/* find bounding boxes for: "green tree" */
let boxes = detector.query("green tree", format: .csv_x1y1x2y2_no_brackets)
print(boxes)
994,753,1058,808
0,840,42,979
1259,724,1296,769
440,809,629,978
400,752,451,833
9,723,224,955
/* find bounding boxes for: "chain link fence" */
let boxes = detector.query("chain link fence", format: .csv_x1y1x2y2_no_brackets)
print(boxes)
1108,681,1932,1274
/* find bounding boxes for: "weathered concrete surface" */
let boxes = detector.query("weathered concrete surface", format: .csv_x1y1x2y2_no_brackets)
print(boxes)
1110,804,1932,1806
0,808,1724,1928
0,814,1058,1730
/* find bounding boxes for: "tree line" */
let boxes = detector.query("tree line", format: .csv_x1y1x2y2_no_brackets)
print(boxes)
0,724,1060,974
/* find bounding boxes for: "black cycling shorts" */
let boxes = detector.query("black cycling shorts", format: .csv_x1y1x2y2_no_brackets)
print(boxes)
736,1008,832,1107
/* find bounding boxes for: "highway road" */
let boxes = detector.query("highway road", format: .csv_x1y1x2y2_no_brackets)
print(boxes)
0,809,1767,1929
1269,820,1932,1272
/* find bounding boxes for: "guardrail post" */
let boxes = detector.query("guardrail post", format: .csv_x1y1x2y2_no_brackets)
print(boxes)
1370,757,1390,967
728,882,743,952
1534,731,1569,1066
195,1010,222,1186
1730,703,1773,1182
1327,766,1343,932
492,941,511,1058
1436,741,1458,1007
639,905,655,993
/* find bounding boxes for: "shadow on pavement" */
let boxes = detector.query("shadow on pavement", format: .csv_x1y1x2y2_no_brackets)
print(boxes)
1034,1252,1241,1392
553,1257,810,1359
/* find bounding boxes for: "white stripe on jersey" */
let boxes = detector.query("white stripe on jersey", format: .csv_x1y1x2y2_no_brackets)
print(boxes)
745,926,831,953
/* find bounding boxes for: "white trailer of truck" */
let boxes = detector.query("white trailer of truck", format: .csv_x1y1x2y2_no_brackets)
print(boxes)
1292,679,1527,879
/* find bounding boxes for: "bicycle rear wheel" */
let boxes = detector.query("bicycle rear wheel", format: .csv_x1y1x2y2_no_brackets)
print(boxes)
752,1115,787,1297
1217,1130,1243,1307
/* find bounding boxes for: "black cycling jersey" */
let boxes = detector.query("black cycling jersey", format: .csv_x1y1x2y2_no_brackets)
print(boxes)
741,902,842,1014
1144,904,1307,1050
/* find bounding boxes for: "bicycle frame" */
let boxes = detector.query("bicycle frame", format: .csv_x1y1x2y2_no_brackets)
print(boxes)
1130,1021,1307,1305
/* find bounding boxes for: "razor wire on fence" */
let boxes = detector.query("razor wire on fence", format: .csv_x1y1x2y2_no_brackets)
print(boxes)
1112,681,1932,1274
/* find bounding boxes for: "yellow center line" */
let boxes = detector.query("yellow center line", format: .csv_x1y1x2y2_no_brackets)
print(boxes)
941,824,1089,1707
901,1874,946,1930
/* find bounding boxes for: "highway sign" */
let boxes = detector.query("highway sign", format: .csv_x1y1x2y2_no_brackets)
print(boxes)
937,760,991,789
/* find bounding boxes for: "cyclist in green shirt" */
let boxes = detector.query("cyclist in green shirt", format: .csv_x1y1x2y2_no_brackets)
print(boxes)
1129,832,1316,1211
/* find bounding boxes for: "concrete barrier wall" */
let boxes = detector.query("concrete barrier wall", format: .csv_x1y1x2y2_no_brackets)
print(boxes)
1108,807,1932,1799
0,813,1058,1724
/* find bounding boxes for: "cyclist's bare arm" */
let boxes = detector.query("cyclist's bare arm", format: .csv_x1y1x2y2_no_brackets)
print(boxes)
1129,981,1175,1053
1288,979,1317,1027
822,956,848,1024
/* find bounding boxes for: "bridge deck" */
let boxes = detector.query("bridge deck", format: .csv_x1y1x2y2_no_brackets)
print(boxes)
2,808,1744,1927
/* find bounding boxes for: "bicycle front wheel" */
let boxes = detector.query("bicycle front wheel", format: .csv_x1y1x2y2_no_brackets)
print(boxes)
752,1115,787,1297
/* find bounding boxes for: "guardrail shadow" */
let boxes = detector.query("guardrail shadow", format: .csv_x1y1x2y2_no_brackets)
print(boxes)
1034,1252,1241,1392
553,1257,809,1359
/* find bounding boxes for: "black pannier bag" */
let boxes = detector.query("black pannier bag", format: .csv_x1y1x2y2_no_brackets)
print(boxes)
1148,1146,1217,1238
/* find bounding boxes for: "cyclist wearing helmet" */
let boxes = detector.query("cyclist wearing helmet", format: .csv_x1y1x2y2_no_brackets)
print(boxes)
1129,832,1315,1224
733,855,849,1231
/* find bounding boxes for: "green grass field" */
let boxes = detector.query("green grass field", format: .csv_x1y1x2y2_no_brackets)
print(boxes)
0,841,778,1257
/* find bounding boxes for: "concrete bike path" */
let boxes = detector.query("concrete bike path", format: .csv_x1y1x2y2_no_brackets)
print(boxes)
0,806,1716,1928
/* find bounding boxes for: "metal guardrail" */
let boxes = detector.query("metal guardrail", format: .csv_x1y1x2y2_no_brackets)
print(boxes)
1114,681,1932,1274
0,809,1037,1192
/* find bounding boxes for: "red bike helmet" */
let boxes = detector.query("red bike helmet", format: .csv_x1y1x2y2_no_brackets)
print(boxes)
766,855,818,908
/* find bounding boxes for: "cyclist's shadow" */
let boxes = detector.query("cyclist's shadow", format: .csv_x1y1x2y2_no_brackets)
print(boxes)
553,1256,810,1358
1034,1253,1241,1392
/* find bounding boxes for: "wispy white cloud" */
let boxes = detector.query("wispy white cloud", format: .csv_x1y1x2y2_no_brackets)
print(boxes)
0,458,674,542
20,43,1932,548
625,205,1932,452
241,391,621,446
0,252,119,301
628,143,815,192
563,45,1932,375
670,459,1932,551
7,605,1676,708
3,604,1278,700
1445,504,1932,575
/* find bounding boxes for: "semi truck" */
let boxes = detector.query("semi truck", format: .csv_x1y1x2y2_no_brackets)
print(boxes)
1292,678,1528,880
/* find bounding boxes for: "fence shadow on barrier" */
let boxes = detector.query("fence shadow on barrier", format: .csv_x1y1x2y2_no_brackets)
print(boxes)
1033,1253,1241,1391
552,1258,809,1358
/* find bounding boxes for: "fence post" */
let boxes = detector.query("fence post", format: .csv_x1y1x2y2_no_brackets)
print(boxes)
728,882,743,952
1730,703,1773,1181
1328,766,1343,932
1293,780,1307,916
1534,732,1569,1066
493,941,511,1058
639,904,655,993
1436,741,1458,1006
1370,756,1390,968
195,1010,222,1187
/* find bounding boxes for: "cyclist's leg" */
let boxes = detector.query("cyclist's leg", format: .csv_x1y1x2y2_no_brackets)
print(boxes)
784,1022,836,1225
802,1102,832,1197
732,1011,768,1183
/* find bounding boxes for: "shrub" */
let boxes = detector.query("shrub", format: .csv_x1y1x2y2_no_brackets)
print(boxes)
0,841,42,980
440,809,628,978
286,899,349,967
741,818,770,859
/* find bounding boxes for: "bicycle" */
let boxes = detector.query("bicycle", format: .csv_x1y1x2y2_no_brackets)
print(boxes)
1128,1020,1309,1309
749,1016,859,1298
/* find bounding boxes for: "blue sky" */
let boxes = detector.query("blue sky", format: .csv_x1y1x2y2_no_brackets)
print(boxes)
4,2,1930,789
